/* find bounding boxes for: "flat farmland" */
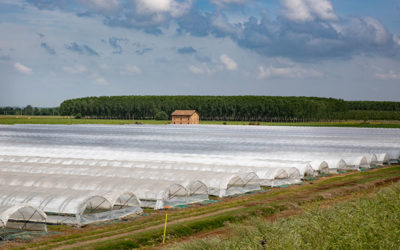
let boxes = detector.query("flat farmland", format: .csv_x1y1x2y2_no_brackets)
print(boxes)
6,165,400,249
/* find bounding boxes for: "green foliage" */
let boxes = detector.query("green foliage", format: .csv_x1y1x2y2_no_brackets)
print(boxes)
178,183,400,250
59,96,400,121
154,111,168,120
347,100,400,111
2,97,400,121
0,106,59,116
23,105,33,115
74,113,82,119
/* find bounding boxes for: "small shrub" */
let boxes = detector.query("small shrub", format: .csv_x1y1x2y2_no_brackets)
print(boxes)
74,113,82,119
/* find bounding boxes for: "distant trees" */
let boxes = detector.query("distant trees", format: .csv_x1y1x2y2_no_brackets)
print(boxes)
154,111,168,120
59,96,350,121
23,105,33,115
346,101,400,111
3,97,399,121
0,106,59,116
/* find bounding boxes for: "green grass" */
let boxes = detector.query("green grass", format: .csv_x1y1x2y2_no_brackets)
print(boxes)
0,116,169,125
1,115,400,128
177,182,400,250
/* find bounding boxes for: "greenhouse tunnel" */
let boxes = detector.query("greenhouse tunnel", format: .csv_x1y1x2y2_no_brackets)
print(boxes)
0,185,142,225
203,174,247,197
376,153,390,165
183,180,209,204
0,171,200,210
310,161,329,174
343,156,369,169
152,183,189,210
324,159,347,173
280,167,302,185
257,168,289,187
293,163,314,177
0,204,47,232
239,172,261,193
365,154,378,167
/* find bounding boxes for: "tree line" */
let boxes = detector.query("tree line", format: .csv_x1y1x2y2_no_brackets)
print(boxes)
3,97,399,121
58,95,400,121
0,105,59,116
346,101,400,111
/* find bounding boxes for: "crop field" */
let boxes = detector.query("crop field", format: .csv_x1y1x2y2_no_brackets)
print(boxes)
1,115,400,128
4,0,400,248
0,123,399,249
4,165,399,249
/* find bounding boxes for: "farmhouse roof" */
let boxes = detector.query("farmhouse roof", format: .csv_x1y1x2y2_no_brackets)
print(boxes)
171,110,197,116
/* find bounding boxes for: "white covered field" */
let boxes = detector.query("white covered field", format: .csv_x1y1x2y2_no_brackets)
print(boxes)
0,124,399,231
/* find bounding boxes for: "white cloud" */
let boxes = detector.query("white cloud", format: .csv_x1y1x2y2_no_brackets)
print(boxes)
188,65,204,74
188,64,218,75
189,55,237,75
211,14,239,36
137,0,172,12
374,70,400,80
89,73,108,85
279,0,337,22
220,54,238,71
62,64,87,74
93,76,108,85
14,62,32,74
362,17,390,45
258,65,323,79
120,65,142,75
136,0,192,17
393,34,400,47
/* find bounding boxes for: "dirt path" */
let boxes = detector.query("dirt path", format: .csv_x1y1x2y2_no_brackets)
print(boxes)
51,206,243,250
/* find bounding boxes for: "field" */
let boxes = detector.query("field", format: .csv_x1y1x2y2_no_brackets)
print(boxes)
1,115,400,128
6,165,400,249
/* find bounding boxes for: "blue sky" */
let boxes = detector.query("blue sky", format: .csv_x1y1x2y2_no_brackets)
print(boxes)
0,0,399,107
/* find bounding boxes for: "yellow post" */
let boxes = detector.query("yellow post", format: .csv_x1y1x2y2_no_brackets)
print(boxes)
162,206,171,244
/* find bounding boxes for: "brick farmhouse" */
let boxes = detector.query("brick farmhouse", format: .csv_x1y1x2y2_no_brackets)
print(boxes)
171,110,199,124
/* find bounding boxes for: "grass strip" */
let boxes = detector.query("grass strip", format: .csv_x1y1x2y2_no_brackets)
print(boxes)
177,182,400,250
1,116,400,128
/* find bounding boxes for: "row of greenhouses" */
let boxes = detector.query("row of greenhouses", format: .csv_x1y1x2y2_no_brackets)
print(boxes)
0,124,399,231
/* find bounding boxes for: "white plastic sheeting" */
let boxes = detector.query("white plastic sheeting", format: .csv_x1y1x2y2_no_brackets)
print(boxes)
343,156,369,169
0,171,201,209
376,153,390,165
0,155,305,183
365,154,378,167
1,125,399,161
0,204,47,231
0,185,142,225
324,159,347,173
309,161,329,174
0,124,398,217
0,161,251,198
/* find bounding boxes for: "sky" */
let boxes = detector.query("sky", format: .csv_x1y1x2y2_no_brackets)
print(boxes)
0,0,400,107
